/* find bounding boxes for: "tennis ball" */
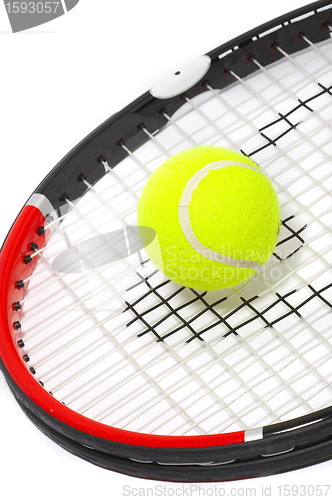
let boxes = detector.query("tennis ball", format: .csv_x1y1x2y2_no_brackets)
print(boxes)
137,146,280,291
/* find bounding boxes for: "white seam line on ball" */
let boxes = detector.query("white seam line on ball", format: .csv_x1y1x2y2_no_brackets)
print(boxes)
178,160,263,270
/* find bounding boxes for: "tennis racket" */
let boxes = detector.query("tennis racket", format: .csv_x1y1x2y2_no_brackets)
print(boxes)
1,0,332,482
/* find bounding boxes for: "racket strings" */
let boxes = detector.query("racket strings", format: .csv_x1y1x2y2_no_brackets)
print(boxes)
20,160,156,316
26,250,332,430
125,286,324,434
89,319,279,433
24,151,160,271
138,316,303,434
26,215,257,432
205,80,332,241
17,37,332,434
126,273,331,431
203,84,332,251
185,40,330,151
44,276,264,433
23,266,332,430
162,111,199,146
129,268,332,361
27,243,328,414
37,260,213,434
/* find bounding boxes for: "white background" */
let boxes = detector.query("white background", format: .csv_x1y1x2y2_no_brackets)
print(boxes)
0,1,331,499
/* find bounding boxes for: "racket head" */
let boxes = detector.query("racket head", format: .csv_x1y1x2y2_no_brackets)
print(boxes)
1,0,332,482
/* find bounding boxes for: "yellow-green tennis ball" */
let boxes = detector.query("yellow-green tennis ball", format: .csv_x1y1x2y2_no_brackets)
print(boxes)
137,146,280,291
